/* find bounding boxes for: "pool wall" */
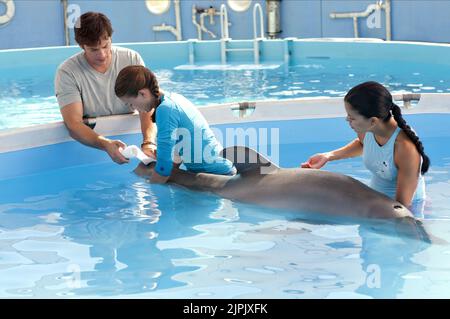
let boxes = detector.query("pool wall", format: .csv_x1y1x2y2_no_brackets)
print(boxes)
1,94,450,181
2,39,450,70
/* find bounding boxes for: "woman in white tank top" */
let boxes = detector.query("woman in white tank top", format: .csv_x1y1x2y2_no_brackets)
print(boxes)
301,81,430,217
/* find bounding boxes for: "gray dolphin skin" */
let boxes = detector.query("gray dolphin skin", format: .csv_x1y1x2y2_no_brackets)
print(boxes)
135,146,413,220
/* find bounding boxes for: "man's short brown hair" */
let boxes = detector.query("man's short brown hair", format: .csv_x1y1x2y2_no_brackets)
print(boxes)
74,12,113,46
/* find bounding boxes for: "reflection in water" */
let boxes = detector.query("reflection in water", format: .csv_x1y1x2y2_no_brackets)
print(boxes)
0,178,229,297
155,203,434,298
355,221,430,298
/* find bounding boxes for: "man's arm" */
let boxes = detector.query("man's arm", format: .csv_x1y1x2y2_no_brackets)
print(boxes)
60,102,129,164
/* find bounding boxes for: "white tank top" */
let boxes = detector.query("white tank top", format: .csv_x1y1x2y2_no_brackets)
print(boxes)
362,127,425,201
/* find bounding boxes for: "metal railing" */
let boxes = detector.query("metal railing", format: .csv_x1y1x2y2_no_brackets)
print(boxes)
220,3,265,64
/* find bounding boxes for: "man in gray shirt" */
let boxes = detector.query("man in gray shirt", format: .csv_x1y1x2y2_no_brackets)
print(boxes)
55,12,156,164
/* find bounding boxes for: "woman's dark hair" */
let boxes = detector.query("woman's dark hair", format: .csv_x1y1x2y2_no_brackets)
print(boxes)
74,12,113,46
114,65,160,98
344,81,430,175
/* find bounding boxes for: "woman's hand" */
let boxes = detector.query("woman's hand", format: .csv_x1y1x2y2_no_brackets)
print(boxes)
301,153,331,169
142,144,157,159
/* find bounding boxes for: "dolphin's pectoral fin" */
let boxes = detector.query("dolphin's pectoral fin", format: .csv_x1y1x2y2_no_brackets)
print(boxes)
220,146,280,175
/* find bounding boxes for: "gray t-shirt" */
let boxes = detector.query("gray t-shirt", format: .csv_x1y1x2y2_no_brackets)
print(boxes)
55,46,145,118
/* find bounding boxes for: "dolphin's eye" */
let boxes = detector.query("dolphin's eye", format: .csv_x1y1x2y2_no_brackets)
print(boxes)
394,205,403,210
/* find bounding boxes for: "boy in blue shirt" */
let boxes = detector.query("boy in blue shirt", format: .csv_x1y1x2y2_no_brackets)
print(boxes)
115,65,236,183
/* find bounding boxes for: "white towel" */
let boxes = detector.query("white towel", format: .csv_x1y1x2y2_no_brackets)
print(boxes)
120,145,155,165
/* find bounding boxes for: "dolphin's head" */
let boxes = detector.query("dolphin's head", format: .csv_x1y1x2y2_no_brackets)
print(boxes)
394,216,432,243
364,200,432,243
133,162,156,178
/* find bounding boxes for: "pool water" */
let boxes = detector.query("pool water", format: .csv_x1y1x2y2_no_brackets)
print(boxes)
1,58,450,130
1,120,450,298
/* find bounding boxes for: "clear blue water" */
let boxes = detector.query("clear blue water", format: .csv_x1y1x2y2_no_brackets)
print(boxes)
1,58,450,130
1,127,450,298
2,52,450,298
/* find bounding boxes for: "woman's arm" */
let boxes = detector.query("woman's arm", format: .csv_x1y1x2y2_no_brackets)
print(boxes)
327,135,365,161
301,134,365,169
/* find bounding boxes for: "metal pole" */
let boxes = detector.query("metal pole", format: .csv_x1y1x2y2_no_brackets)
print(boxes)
385,0,391,41
61,0,70,46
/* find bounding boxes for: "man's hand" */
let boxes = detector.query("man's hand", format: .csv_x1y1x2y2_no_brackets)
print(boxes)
104,139,129,164
60,103,130,165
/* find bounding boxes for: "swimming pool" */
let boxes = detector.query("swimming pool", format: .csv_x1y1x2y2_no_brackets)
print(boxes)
1,39,450,298
1,109,450,298
1,39,450,130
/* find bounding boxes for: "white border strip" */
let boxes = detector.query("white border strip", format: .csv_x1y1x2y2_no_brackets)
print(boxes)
1,94,450,154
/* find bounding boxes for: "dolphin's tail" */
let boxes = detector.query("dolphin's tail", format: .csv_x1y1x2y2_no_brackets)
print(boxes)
220,146,279,175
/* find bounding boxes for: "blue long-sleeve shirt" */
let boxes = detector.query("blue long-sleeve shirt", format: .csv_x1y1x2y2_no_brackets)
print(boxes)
154,93,234,177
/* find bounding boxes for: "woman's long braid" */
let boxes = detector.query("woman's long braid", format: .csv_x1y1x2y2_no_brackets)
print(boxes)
391,103,430,174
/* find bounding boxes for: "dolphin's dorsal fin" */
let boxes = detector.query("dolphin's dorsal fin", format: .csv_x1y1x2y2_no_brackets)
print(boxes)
220,146,280,175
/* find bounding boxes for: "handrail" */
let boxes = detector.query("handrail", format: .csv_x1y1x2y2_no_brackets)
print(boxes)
220,4,229,39
253,3,264,39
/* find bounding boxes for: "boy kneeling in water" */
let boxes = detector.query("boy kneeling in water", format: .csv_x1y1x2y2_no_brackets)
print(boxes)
115,65,236,183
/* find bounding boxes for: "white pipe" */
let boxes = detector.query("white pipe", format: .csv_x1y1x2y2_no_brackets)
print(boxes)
253,3,264,40
192,5,203,40
330,1,391,41
152,0,182,41
193,5,224,40
385,0,391,41
174,0,182,41
153,23,178,38
199,12,217,38
353,17,358,38
330,3,378,19
61,0,70,46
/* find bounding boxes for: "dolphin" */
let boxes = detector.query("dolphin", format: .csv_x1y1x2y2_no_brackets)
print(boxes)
134,146,432,242
135,146,412,219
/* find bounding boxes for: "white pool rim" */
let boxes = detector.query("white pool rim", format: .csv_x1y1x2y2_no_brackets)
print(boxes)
1,94,450,154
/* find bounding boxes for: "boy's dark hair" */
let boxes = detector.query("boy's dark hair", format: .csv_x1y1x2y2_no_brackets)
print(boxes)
74,12,113,46
115,65,160,98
